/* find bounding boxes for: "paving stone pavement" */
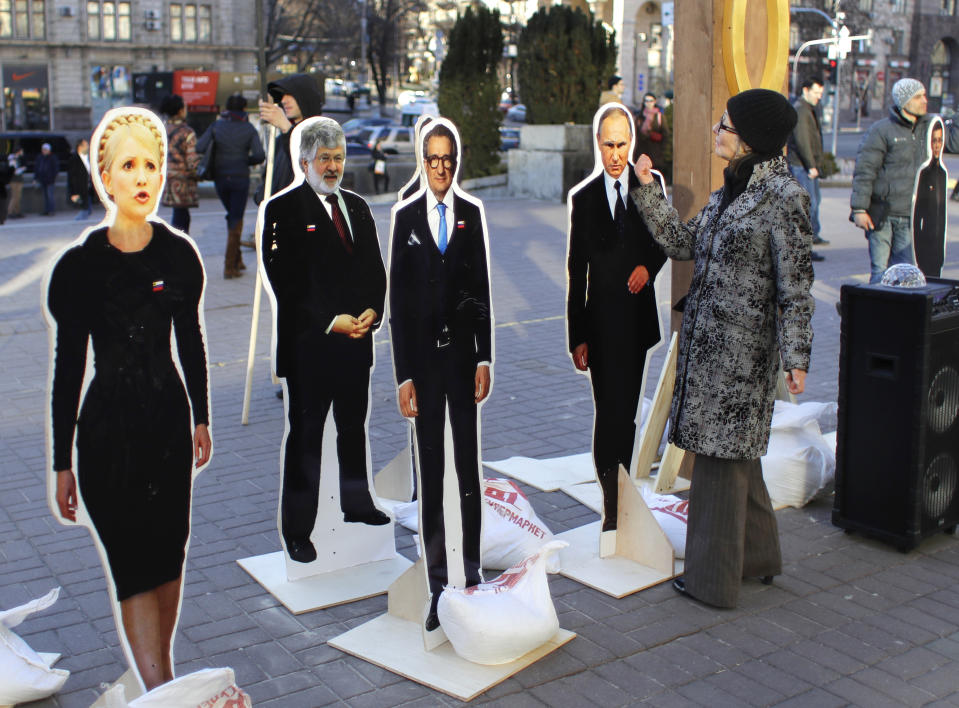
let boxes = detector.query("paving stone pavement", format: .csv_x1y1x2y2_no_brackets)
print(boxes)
1,180,958,707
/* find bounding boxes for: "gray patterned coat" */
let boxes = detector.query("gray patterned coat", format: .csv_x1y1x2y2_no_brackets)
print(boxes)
630,156,814,459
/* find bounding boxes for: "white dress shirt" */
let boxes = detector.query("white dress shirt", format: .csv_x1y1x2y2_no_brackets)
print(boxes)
603,170,627,219
425,188,454,248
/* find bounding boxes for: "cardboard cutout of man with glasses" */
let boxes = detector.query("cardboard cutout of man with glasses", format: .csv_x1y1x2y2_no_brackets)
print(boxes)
388,118,493,632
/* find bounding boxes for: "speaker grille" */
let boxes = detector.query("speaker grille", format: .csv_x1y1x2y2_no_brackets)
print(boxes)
923,454,958,520
928,366,959,435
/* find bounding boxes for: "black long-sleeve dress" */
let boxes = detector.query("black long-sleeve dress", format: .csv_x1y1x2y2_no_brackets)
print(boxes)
48,222,209,601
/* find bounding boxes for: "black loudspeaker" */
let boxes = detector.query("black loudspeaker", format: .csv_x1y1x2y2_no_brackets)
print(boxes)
833,279,959,550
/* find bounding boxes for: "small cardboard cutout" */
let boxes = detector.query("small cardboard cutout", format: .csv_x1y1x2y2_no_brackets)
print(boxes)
42,106,212,692
256,116,400,583
565,102,668,550
912,115,948,278
387,117,494,639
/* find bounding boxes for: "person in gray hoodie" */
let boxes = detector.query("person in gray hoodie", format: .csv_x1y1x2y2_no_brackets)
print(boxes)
850,78,931,283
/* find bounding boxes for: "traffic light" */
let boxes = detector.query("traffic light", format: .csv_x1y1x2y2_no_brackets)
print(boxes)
827,59,838,83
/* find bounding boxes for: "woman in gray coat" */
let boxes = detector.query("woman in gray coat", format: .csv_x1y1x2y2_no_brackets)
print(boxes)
631,88,815,608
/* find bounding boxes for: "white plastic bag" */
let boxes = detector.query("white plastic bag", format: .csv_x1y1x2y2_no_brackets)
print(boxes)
640,488,689,559
0,587,69,705
392,478,558,572
437,540,566,665
761,400,838,508
482,478,558,572
100,667,250,708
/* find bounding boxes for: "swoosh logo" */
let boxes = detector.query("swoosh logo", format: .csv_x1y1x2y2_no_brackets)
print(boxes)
11,72,34,81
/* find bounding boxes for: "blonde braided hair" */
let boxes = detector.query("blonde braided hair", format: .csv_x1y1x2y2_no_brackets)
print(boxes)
97,112,165,176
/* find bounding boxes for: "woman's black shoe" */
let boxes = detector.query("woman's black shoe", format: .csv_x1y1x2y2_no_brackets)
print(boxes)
761,575,774,585
672,577,690,597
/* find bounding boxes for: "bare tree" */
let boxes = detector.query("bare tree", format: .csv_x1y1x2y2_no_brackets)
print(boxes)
366,0,426,107
266,0,361,72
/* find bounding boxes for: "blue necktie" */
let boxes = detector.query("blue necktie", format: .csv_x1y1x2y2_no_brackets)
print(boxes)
437,202,448,255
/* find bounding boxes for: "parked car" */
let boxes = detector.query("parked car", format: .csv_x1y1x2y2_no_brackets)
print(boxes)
346,142,373,159
505,104,527,123
363,125,415,155
499,127,520,151
342,117,392,143
0,133,72,173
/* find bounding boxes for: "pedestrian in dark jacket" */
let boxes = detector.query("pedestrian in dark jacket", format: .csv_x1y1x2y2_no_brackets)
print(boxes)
197,93,265,278
787,77,828,255
633,89,814,609
67,138,92,221
850,78,931,282
257,73,325,198
35,143,59,216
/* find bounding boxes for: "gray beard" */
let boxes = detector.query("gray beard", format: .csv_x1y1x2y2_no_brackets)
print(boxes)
306,164,341,195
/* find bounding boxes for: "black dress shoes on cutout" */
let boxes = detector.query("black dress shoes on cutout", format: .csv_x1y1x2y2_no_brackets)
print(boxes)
343,509,391,525
425,611,440,632
286,538,317,563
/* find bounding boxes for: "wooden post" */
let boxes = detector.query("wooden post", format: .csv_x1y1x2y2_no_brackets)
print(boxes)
671,0,790,332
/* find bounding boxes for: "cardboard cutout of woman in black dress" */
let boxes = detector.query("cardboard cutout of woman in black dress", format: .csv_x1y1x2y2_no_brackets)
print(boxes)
913,116,948,278
44,107,211,691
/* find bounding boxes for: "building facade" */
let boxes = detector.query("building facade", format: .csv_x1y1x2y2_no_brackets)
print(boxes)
911,0,959,112
0,0,257,131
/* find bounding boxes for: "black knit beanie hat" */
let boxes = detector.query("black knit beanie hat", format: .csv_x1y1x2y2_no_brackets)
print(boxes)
725,88,797,155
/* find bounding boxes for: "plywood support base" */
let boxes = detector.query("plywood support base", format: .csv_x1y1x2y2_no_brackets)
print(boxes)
327,552,576,700
89,669,142,708
330,615,574,702
237,551,412,614
556,469,679,598
482,452,594,491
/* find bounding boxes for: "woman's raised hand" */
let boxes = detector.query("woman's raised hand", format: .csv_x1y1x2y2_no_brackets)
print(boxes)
634,154,654,185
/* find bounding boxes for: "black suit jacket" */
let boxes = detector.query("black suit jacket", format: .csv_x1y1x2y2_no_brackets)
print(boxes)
389,191,492,391
567,170,666,359
262,182,386,377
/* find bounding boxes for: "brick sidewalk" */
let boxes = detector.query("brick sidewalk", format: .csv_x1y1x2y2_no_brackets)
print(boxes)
1,188,958,707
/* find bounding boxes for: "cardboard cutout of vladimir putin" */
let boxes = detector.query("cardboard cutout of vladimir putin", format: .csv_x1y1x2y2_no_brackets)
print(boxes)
566,103,667,554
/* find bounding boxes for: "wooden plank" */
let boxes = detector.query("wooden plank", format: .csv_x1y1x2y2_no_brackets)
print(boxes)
615,468,674,572
633,332,679,480
482,453,593,492
329,614,575,702
237,552,411,615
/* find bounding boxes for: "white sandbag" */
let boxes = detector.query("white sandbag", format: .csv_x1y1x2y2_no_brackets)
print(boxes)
391,478,558,572
482,478,557,572
761,400,838,508
769,399,838,432
640,489,689,559
437,541,566,665
0,587,69,705
100,668,250,708
393,500,419,532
